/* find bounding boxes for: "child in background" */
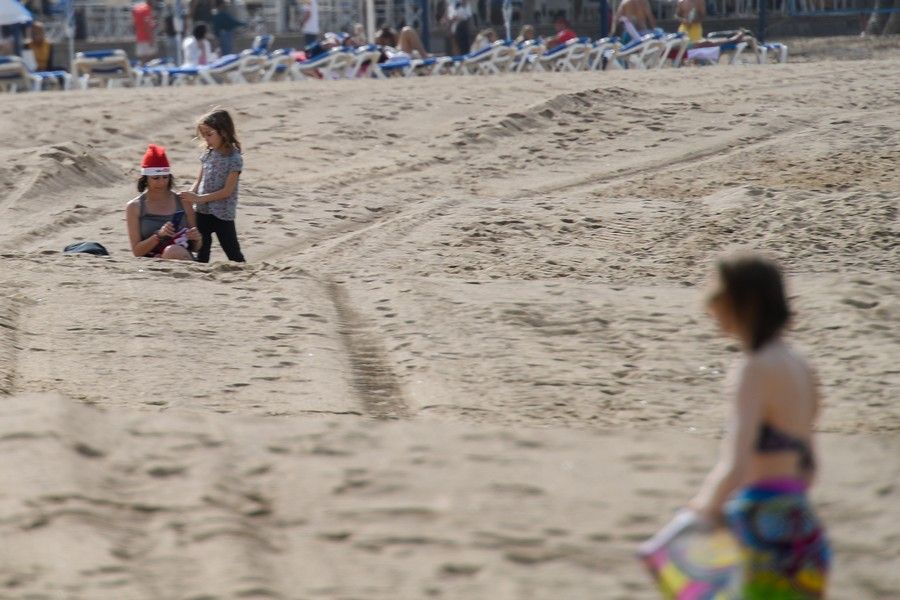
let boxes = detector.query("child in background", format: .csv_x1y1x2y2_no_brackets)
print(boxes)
179,108,246,263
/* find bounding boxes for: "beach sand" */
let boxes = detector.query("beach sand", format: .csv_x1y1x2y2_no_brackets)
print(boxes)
0,52,897,599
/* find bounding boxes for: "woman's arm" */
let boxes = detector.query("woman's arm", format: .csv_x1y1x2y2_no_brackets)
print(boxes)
183,171,240,204
127,200,165,257
688,359,764,518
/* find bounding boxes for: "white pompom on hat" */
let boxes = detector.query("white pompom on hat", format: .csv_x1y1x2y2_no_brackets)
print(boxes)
141,144,171,176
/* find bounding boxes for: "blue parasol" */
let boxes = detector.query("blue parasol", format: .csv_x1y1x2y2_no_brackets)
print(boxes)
0,0,32,26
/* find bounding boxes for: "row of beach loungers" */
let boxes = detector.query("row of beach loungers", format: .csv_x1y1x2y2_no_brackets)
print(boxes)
0,31,788,92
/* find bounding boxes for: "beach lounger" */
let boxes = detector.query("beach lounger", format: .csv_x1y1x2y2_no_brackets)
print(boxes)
533,37,591,72
199,53,247,84
513,39,544,72
251,34,275,54
659,33,689,68
374,54,443,78
606,33,665,70
587,37,619,71
0,55,70,91
133,57,176,86
237,49,269,82
374,54,413,78
163,54,244,85
757,42,789,64
348,44,383,78
703,31,761,65
262,48,302,81
458,40,517,75
295,47,354,79
73,49,134,89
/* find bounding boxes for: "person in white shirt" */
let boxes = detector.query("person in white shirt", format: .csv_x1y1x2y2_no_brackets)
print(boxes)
446,0,474,55
182,23,214,67
299,0,320,46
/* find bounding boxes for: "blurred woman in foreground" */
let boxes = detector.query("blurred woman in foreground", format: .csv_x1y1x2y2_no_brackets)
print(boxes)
689,254,831,599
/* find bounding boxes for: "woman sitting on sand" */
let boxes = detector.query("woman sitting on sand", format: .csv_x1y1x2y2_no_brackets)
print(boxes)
688,254,830,598
126,145,201,260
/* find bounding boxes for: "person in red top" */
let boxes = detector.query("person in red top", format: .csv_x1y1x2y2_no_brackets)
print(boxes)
545,16,577,50
132,1,156,63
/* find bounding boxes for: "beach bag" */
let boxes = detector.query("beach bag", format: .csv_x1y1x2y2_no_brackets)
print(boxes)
63,241,109,256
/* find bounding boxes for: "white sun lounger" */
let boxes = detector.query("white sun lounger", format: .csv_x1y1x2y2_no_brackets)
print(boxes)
457,40,517,75
347,44,383,78
757,42,789,64
262,48,301,81
606,33,665,70
73,49,134,88
512,40,544,72
295,47,354,79
533,37,591,72
0,55,71,91
586,37,619,71
659,32,689,68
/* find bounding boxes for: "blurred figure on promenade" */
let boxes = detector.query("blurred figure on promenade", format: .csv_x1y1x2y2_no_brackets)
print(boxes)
211,0,245,56
132,0,157,63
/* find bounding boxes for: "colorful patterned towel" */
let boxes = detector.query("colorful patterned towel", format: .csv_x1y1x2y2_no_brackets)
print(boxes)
725,479,830,600
638,510,742,599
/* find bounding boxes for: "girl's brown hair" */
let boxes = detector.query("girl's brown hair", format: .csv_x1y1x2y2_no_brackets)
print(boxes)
197,108,242,152
715,254,791,351
137,174,174,192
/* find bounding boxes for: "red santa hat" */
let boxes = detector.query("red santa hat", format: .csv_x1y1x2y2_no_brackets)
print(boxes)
141,144,171,176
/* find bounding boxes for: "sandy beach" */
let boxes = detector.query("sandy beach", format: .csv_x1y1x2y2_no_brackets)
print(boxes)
0,47,898,599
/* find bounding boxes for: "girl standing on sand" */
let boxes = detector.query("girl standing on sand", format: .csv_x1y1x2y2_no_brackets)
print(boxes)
179,108,246,263
688,254,830,599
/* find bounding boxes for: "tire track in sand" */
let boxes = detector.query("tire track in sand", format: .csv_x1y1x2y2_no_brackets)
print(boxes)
325,280,409,419
0,296,22,395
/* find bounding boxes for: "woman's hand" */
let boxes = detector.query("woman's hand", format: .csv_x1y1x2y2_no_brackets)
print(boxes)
157,221,175,238
186,227,201,243
684,501,721,529
179,191,200,203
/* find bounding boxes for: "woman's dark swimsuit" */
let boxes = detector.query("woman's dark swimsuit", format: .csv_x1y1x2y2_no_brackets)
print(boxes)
756,423,815,473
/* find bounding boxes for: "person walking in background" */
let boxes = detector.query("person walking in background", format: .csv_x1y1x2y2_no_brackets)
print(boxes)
299,0,320,47
613,0,655,41
211,0,245,56
687,254,830,599
132,0,156,64
181,23,213,66
675,0,705,43
163,6,180,63
179,109,246,263
447,0,474,56
189,0,214,28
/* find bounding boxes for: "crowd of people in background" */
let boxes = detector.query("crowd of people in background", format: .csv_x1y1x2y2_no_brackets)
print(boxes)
0,0,735,71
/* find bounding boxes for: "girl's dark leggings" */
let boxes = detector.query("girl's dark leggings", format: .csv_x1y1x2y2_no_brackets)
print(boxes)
196,212,245,263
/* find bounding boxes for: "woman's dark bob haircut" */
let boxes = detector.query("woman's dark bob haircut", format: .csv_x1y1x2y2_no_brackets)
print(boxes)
137,174,174,192
715,253,791,351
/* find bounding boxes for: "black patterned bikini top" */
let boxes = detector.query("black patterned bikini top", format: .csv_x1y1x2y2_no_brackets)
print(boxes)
756,422,815,473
